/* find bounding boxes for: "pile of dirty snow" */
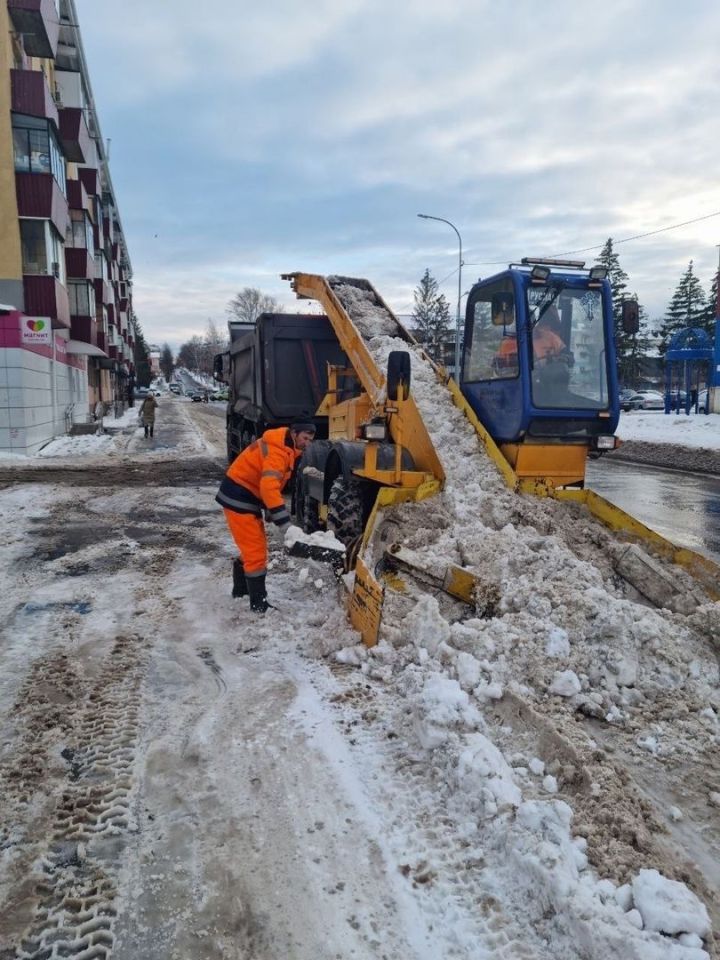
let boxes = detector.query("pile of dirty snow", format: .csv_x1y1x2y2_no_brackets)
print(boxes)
325,284,719,959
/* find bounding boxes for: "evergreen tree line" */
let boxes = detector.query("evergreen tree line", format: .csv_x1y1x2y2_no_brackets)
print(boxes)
411,242,720,387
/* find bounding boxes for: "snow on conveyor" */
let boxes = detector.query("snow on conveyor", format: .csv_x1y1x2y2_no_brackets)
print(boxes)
328,280,720,960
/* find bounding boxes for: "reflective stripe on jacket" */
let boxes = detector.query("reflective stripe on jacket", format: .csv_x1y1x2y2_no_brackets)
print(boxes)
215,427,300,517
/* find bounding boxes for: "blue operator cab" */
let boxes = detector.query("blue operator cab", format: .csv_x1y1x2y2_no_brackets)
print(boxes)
459,258,625,486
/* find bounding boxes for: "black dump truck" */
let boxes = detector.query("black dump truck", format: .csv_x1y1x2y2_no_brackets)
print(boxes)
213,313,347,463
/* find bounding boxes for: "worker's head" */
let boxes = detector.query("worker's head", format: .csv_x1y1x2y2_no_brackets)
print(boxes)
290,421,316,451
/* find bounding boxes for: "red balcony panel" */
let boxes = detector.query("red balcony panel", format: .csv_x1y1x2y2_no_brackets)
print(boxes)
10,69,59,126
15,172,69,237
66,178,93,218
110,241,119,262
8,0,59,58
94,278,112,306
23,275,70,329
70,315,97,346
58,107,92,163
78,167,99,198
108,345,117,360
106,303,115,325
65,247,95,280
96,330,106,352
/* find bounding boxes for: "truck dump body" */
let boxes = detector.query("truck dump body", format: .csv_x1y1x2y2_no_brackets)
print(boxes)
221,313,347,459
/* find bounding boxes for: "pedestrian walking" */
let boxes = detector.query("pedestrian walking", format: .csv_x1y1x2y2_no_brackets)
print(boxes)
215,422,316,612
139,393,158,439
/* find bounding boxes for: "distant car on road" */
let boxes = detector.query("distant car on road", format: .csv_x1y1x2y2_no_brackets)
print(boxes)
134,386,150,400
190,392,203,402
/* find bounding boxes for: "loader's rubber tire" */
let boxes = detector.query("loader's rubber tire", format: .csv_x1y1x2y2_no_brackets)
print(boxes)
302,495,322,535
327,478,365,546
387,350,411,401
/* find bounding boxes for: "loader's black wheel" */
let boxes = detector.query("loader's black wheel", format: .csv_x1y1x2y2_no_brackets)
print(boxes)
387,350,411,401
327,478,365,545
302,495,322,534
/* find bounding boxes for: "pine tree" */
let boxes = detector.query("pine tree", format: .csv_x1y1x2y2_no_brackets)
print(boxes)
703,264,719,335
160,343,174,381
411,269,452,363
654,261,707,356
593,239,631,380
132,320,152,387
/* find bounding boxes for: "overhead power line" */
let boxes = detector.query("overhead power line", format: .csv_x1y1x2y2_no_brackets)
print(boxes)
466,209,720,267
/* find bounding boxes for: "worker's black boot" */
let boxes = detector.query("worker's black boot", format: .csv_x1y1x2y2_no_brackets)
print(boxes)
232,559,248,598
247,574,269,613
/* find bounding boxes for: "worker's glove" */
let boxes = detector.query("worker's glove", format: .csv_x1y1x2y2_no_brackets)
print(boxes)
267,505,291,528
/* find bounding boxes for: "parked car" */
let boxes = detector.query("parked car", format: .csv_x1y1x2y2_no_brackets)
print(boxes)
698,389,708,414
134,386,150,400
632,391,665,410
621,391,664,411
190,392,204,403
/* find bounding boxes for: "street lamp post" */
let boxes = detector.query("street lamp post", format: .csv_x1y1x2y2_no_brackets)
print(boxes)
418,213,464,376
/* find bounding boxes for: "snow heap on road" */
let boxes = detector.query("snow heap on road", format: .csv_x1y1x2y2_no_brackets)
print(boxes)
330,282,719,959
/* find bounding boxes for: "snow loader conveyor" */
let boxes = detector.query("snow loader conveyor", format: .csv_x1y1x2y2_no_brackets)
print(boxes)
282,272,720,646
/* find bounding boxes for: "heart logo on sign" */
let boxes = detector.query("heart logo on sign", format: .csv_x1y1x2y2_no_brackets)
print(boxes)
27,320,45,332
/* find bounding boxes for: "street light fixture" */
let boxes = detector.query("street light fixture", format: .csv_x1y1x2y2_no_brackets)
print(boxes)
418,213,464,376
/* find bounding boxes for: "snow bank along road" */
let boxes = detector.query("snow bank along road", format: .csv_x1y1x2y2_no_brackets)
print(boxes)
0,390,718,959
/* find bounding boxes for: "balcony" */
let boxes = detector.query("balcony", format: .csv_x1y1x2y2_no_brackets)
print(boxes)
8,0,59,58
66,178,92,216
78,167,99,198
58,107,92,163
70,315,97,347
65,248,95,281
15,171,68,237
23,275,70,329
10,69,59,126
94,277,111,306
96,330,106,353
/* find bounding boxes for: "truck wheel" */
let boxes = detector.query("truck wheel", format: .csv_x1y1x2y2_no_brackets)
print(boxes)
240,420,256,450
327,478,365,545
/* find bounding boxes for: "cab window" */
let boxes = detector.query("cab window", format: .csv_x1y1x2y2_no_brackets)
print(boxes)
463,282,517,381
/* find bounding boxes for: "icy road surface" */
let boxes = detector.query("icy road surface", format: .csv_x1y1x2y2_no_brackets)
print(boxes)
0,395,718,959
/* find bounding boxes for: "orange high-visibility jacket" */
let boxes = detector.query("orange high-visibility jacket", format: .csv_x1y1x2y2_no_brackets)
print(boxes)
216,427,301,523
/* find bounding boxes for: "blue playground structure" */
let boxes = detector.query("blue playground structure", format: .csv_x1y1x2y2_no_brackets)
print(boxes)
664,327,715,414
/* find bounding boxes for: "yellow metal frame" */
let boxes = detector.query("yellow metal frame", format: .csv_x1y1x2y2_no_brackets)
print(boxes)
283,271,718,649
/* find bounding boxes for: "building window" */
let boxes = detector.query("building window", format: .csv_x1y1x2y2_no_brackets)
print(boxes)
67,212,95,256
68,281,96,317
12,114,67,196
19,220,66,282
20,220,47,274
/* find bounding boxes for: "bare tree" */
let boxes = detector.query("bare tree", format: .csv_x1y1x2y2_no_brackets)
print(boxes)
227,287,280,324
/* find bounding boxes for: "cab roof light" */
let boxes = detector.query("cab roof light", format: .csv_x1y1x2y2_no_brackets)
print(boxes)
530,264,551,283
589,266,608,281
521,257,586,269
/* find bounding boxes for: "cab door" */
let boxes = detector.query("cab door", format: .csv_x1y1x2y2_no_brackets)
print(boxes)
461,273,527,442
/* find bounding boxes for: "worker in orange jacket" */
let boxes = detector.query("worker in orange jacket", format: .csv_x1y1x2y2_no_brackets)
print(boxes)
215,422,316,612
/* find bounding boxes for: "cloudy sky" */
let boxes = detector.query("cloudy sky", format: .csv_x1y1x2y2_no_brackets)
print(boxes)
74,0,720,352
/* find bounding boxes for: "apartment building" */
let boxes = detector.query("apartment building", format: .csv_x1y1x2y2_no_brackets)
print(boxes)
0,0,135,454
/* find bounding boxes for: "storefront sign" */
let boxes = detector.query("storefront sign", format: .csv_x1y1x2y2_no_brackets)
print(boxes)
20,316,52,347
